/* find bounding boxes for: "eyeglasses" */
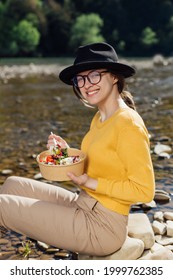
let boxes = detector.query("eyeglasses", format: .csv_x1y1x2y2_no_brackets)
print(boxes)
72,70,109,88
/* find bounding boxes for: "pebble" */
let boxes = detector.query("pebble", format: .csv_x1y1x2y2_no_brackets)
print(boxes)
152,220,167,235
1,169,13,175
158,152,171,159
154,189,171,202
37,240,50,250
0,229,77,260
154,143,172,154
155,236,173,246
154,211,164,222
34,173,43,180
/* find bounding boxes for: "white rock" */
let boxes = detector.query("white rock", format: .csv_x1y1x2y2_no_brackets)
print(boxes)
138,249,152,260
150,242,165,253
154,143,172,155
164,212,173,220
128,213,155,249
165,245,173,251
139,248,173,260
153,54,167,66
34,173,43,180
37,241,50,250
152,220,167,235
166,220,173,237
148,248,173,260
1,169,13,175
158,152,171,159
155,234,162,242
155,236,173,246
154,211,164,222
78,237,144,260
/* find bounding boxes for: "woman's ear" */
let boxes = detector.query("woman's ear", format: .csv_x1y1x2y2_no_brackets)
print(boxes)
112,74,118,85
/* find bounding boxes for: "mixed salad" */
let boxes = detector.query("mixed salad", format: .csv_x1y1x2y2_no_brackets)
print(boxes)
40,144,80,166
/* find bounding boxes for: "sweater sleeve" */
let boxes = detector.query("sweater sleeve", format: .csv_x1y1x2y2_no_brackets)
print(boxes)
96,126,155,204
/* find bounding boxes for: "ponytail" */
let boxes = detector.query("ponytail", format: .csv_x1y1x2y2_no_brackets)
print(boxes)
114,74,136,111
120,91,136,110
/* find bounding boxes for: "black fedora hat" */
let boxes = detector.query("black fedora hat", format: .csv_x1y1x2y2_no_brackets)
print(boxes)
59,42,136,85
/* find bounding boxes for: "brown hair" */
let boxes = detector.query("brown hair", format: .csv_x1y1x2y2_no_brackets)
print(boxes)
115,74,136,111
72,72,136,110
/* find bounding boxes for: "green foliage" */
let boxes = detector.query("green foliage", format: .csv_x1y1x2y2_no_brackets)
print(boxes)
21,240,32,259
0,0,173,56
25,13,40,28
13,20,40,54
69,13,105,49
140,27,159,48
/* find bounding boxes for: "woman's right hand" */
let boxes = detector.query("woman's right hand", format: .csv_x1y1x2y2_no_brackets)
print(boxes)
47,133,69,149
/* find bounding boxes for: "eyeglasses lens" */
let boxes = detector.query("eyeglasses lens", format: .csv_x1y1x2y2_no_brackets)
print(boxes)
73,71,101,88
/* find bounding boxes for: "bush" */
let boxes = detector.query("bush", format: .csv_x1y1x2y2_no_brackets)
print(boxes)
13,19,40,54
69,13,105,50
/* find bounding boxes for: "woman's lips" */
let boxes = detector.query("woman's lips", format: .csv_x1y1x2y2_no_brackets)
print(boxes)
86,89,99,96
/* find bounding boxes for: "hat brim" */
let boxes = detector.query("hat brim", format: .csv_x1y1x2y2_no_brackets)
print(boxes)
59,61,136,85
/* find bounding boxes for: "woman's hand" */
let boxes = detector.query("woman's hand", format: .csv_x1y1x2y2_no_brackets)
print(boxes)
47,133,69,149
67,172,98,191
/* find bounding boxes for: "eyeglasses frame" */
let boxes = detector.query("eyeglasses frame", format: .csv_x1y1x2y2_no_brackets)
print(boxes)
72,70,109,88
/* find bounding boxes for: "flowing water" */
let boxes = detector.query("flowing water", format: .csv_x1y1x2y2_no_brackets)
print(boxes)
0,61,173,259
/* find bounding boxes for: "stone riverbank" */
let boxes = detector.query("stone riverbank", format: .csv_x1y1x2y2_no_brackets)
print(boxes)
0,54,173,84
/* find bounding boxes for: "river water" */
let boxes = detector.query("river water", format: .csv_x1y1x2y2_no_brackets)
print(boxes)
0,61,173,258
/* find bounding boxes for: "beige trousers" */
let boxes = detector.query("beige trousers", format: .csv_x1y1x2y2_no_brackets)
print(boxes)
0,176,128,256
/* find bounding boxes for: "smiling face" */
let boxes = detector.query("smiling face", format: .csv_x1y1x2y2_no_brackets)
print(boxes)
76,69,119,108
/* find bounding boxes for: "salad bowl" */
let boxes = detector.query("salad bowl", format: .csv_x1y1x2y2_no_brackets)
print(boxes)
37,148,86,181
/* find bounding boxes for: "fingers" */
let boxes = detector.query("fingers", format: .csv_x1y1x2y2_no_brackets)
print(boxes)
67,173,88,186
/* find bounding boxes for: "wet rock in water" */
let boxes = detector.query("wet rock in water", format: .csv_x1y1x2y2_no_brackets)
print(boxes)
154,193,171,202
155,136,172,142
39,254,54,260
0,251,16,260
157,136,172,142
154,189,171,203
130,204,141,211
37,241,50,251
154,142,172,155
158,152,171,159
141,200,157,210
1,169,13,175
46,248,60,254
34,173,43,180
54,250,71,259
0,238,10,245
131,200,156,211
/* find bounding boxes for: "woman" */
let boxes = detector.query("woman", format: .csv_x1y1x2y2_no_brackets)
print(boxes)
0,42,155,257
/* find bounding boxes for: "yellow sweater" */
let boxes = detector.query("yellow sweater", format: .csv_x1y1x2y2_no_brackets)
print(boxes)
81,108,155,215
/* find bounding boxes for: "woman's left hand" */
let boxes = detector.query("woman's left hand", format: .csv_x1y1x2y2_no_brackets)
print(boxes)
67,172,98,191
